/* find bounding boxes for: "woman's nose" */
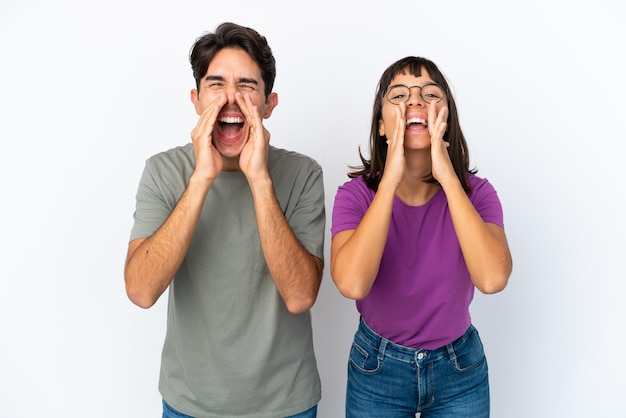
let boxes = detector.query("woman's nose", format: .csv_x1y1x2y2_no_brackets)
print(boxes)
407,90,426,107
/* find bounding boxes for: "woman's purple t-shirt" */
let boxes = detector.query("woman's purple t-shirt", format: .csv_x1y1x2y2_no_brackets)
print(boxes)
331,174,504,349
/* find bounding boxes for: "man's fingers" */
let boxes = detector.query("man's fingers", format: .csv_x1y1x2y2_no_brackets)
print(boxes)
193,94,226,142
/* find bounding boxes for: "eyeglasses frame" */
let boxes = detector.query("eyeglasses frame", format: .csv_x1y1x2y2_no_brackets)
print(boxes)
384,82,447,105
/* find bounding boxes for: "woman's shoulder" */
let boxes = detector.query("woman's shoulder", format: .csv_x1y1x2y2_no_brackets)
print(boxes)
334,176,377,204
468,172,495,189
338,175,369,191
467,173,501,201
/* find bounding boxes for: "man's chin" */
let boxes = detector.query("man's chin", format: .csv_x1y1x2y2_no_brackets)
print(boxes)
214,142,244,159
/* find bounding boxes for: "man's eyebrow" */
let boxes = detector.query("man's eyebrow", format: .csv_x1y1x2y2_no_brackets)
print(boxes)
203,75,259,85
237,77,259,85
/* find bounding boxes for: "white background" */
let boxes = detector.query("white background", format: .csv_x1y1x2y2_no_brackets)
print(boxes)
1,0,624,417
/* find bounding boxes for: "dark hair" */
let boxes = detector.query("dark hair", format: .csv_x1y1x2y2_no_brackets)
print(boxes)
349,56,476,192
189,22,276,98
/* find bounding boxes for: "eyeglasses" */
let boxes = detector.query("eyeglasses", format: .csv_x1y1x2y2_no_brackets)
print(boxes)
384,83,446,105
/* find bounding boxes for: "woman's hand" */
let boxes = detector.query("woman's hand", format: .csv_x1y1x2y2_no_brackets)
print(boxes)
380,103,408,190
428,102,455,185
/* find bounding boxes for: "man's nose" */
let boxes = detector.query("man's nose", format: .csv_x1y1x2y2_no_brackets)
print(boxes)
225,85,238,103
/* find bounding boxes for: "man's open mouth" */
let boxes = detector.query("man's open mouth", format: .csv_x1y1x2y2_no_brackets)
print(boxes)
218,116,244,139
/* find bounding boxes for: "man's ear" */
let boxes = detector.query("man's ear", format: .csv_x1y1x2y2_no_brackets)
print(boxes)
262,92,278,119
190,89,202,116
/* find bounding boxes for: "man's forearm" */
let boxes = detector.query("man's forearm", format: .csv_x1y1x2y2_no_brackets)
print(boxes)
250,177,322,314
125,176,212,308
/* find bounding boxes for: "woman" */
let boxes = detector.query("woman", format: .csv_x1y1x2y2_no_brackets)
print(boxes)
330,56,512,417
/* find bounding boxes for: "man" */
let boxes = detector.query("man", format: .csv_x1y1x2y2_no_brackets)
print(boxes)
125,22,324,417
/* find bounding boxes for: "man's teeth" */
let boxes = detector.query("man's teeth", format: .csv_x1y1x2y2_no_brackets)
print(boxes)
406,117,426,127
219,116,244,123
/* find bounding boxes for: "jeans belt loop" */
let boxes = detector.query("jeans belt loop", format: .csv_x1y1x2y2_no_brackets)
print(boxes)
378,337,388,361
446,342,456,362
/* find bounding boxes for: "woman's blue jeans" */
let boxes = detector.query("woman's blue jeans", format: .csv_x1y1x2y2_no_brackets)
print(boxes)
162,399,317,418
346,317,490,417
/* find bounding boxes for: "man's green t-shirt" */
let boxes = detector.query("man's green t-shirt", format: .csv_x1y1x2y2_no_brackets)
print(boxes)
130,144,325,417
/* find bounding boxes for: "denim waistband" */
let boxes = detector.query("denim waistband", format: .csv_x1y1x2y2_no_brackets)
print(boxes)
356,317,476,364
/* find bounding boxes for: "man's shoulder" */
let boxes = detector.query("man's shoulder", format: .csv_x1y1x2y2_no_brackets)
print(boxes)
145,143,194,168
268,146,321,171
147,143,192,161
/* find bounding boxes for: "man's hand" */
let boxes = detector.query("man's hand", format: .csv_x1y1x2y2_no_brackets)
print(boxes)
237,92,270,183
191,93,227,182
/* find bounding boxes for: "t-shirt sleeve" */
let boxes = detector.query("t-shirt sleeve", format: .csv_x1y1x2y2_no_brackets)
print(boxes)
128,160,174,241
286,163,326,262
470,177,505,228
331,178,372,237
